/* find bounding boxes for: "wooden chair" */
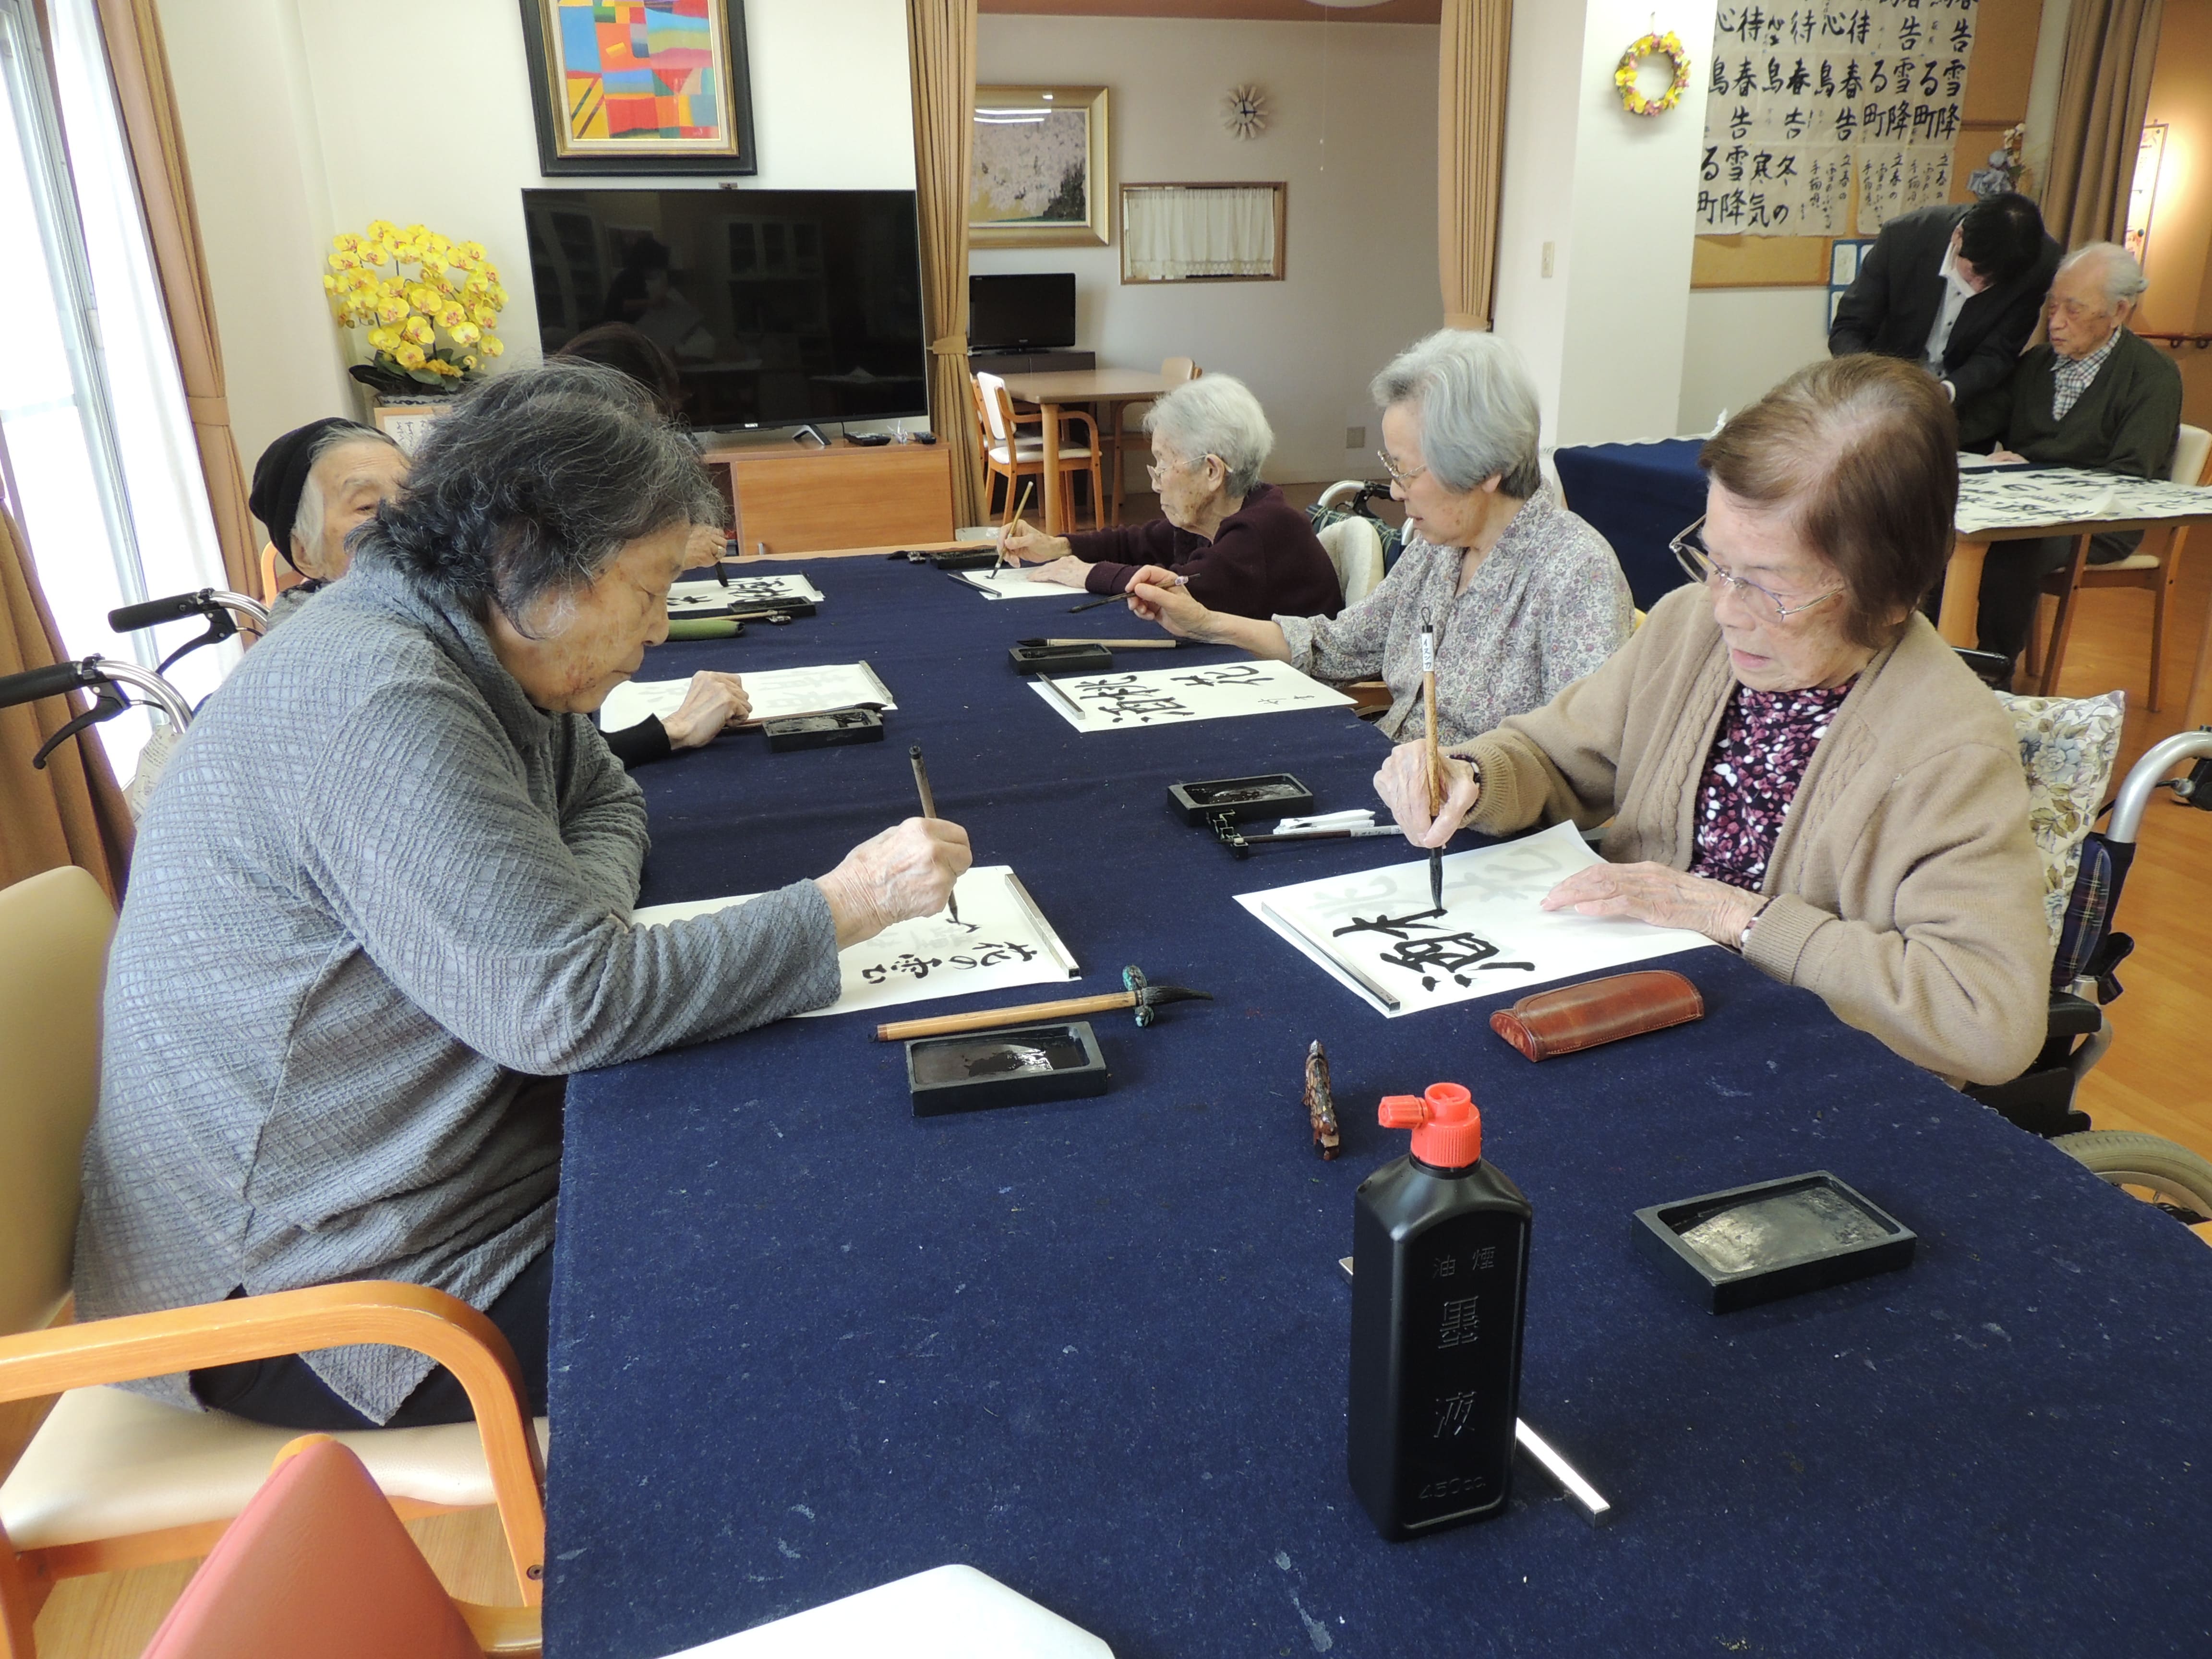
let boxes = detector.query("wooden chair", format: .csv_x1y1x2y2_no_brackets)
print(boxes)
141,1436,533,1659
1106,356,1201,526
971,372,1103,532
257,543,304,607
0,866,547,1657
2028,422,2212,709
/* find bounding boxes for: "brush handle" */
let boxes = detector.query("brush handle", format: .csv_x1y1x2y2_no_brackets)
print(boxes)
877,990,1134,1041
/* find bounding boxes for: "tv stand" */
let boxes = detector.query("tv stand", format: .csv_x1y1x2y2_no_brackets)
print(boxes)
968,349,1094,375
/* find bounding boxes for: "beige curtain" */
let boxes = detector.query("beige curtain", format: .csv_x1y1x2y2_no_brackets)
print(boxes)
1436,0,1512,330
2041,0,2165,250
90,0,260,601
0,506,134,904
907,0,985,529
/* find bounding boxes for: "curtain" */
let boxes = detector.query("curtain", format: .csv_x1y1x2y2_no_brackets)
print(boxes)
1123,186,1279,282
88,0,260,600
0,505,133,903
2041,0,2165,250
907,0,985,529
1436,0,1512,330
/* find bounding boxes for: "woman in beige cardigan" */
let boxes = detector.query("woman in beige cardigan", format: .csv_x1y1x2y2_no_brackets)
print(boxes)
1376,355,2049,1086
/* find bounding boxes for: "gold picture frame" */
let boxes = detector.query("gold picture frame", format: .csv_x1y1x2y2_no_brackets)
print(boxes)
970,85,1111,248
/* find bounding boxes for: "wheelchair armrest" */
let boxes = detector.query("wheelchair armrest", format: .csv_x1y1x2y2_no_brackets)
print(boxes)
2045,990,2102,1042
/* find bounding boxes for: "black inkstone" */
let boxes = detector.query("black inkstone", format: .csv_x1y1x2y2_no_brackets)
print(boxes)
1634,1172,1916,1313
905,1021,1110,1116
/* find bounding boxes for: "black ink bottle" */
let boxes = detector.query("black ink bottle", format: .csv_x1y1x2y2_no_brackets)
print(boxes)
1348,1081,1532,1540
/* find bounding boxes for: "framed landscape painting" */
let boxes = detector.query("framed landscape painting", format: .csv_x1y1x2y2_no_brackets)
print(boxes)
519,0,757,175
971,85,1110,248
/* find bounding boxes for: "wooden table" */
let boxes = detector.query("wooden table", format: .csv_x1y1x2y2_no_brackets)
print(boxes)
999,369,1170,534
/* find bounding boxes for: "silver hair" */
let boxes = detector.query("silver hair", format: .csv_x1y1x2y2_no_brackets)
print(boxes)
1142,374,1274,498
293,426,401,558
1370,330,1542,498
2059,240,2149,308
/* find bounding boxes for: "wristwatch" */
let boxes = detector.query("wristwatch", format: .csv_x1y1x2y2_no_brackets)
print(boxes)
1737,897,1772,952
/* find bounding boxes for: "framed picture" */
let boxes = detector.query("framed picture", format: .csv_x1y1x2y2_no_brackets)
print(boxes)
518,0,757,176
970,85,1110,248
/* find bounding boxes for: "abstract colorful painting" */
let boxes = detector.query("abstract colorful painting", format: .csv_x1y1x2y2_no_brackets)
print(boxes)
519,0,755,175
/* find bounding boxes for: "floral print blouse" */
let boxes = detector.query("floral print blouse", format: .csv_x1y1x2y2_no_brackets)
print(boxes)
1689,679,1857,890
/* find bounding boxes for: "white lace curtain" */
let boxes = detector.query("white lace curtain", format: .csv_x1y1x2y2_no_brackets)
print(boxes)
1121,185,1280,282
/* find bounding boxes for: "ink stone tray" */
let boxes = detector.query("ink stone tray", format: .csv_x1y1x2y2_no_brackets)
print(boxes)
762,707,885,751
906,1020,1110,1117
1633,1172,1915,1313
1168,773,1314,826
1011,643,1113,676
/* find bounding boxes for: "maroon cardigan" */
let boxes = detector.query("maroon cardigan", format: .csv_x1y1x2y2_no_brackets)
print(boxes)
1068,483,1344,619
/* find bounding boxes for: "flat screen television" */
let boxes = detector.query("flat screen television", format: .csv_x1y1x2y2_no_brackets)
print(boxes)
969,272,1076,352
522,187,927,430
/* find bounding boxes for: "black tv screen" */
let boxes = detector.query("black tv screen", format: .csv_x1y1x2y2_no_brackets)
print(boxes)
970,273,1076,352
523,188,927,430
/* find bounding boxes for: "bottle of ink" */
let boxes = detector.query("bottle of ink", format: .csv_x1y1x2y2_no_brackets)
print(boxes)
1348,1081,1532,1540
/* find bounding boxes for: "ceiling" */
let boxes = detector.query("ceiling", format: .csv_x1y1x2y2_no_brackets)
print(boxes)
977,0,1443,22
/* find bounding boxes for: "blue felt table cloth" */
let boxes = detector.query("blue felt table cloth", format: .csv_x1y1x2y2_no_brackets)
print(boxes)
1553,439,1707,612
546,555,2212,1659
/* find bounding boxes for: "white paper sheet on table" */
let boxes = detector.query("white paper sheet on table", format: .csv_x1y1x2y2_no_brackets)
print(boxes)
1029,658,1354,732
949,568,1087,601
629,865,1079,1018
1234,821,1715,1017
599,662,895,732
666,573,826,614
655,1564,1112,1659
1955,468,2212,536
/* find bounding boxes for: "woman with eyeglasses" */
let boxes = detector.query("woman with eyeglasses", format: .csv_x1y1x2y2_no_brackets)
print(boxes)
1375,355,2050,1086
1000,373,1342,620
1123,330,1631,743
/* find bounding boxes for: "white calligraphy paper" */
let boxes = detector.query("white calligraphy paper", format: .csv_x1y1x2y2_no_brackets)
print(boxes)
950,568,1089,601
629,865,1080,1018
599,662,896,732
666,573,826,615
1235,821,1716,1018
1029,659,1355,732
1695,0,1978,236
1955,468,2212,537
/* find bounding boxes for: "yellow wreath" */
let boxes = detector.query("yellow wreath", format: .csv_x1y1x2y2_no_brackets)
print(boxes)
1614,31,1691,117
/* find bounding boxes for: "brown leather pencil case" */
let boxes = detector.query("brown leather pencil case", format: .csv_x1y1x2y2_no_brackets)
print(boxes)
1489,970,1704,1062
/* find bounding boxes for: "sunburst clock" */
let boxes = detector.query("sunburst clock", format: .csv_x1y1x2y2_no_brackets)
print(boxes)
1224,85,1269,140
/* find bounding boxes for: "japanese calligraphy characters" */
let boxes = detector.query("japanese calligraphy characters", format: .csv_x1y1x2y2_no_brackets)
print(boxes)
1697,0,1978,236
599,661,897,733
665,572,827,614
1236,822,1715,1017
1955,468,2212,538
1031,658,1355,733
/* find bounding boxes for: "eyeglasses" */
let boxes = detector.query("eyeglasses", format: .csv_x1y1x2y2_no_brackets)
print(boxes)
1671,517,1843,623
1376,448,1427,487
1146,453,1219,488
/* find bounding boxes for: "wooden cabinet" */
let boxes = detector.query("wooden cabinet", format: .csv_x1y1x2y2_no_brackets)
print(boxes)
700,440,955,554
967,349,1095,376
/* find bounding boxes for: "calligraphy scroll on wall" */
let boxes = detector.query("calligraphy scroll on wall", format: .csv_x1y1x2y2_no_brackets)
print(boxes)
1695,0,1979,237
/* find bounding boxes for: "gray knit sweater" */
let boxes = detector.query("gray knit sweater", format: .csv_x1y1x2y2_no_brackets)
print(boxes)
75,551,840,1421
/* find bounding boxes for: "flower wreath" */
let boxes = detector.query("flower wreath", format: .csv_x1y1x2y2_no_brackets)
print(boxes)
1614,31,1691,117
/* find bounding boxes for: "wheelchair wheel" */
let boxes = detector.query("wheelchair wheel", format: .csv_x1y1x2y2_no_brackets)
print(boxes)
2052,1131,2212,1228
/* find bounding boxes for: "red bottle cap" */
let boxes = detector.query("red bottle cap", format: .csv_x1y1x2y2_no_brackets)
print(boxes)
1377,1082,1483,1168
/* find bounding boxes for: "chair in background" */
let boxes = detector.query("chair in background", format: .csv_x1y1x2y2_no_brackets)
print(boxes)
141,1435,531,1659
0,866,546,1657
971,372,1103,531
2027,422,2212,708
1315,515,1385,608
1105,356,1200,526
257,544,304,608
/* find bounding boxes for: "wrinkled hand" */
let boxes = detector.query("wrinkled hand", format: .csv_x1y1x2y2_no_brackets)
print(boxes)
685,522,730,569
1022,554,1093,589
999,520,1069,565
660,671,750,749
1374,741,1479,847
1539,861,1761,946
1126,567,1206,636
816,816,974,948
1988,448,2027,465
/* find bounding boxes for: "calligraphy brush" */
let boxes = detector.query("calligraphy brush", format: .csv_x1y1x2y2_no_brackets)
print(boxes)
995,481,1034,577
907,744,960,925
714,533,733,588
1422,610,1443,915
1069,573,1188,613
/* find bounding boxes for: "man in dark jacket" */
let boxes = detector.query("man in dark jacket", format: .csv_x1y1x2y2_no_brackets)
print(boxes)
1829,193,2060,406
1959,241,2184,667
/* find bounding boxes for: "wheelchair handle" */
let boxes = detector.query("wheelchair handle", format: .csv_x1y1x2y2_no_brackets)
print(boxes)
109,587,270,633
0,659,101,709
2108,730,2212,845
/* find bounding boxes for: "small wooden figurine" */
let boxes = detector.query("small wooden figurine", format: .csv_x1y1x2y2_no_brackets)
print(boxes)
1305,1039,1341,1160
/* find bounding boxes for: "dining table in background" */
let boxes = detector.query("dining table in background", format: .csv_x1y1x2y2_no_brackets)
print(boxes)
999,368,1171,534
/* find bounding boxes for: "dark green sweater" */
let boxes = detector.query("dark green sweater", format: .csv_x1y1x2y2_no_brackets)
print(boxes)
1962,328,2183,480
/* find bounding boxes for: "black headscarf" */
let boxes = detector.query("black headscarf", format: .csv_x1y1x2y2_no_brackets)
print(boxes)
250,417,380,573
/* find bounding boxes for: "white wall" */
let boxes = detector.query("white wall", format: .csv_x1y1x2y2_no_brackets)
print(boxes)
158,0,917,478
1675,288,1830,435
974,16,1439,483
1493,0,1718,449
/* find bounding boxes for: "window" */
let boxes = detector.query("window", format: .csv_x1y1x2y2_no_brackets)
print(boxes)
1120,183,1286,285
0,0,230,769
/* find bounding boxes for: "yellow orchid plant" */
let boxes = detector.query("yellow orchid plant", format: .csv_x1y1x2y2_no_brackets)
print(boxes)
324,220,508,391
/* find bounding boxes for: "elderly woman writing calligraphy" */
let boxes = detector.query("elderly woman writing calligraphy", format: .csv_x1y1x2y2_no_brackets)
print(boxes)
76,361,970,1431
1375,356,2049,1085
1126,330,1632,743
